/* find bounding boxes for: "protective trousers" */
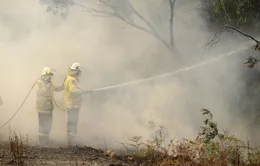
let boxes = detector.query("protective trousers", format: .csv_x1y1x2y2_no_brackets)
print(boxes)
67,108,79,146
38,112,52,146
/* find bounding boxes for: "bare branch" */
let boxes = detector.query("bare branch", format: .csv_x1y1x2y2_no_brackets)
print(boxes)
41,0,178,54
114,13,154,35
127,2,159,35
169,0,176,47
223,25,260,45
99,0,176,53
81,11,115,17
74,1,155,38
204,29,223,48
98,0,115,9
206,25,260,68
206,25,260,49
75,3,115,17
129,3,175,52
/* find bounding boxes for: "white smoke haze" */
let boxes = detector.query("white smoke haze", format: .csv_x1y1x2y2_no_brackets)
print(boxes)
0,0,258,148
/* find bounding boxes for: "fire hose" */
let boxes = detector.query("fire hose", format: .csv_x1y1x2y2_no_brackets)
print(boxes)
0,80,38,129
0,45,253,129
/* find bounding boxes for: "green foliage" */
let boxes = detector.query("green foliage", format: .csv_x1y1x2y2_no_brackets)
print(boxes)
39,0,75,18
124,125,167,158
201,0,260,32
127,136,143,153
198,109,219,143
115,109,260,165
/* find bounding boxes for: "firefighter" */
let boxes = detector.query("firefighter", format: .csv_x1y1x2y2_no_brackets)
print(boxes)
63,62,91,146
35,67,64,146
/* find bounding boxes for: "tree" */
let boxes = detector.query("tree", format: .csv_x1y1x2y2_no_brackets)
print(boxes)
203,4,260,126
200,0,260,66
200,0,260,33
200,0,260,127
39,0,178,56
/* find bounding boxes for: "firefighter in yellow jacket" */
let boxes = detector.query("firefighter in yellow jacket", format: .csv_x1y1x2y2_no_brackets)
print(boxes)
63,62,90,146
36,67,63,146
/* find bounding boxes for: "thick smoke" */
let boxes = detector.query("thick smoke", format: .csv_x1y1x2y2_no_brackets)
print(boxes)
0,0,258,148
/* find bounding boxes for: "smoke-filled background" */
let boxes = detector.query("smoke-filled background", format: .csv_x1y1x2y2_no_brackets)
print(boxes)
0,0,259,148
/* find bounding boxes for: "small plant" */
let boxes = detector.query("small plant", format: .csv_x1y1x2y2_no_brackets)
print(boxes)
198,109,219,144
8,132,27,166
117,124,171,165
127,136,143,153
114,109,260,165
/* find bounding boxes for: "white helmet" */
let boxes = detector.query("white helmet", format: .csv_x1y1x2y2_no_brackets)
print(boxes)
70,62,82,71
41,67,54,76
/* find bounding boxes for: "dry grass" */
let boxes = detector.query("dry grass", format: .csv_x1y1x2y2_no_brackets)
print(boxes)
110,109,260,166
8,132,28,166
1,109,260,165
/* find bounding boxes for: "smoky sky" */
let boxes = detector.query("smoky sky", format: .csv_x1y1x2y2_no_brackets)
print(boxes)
0,0,259,148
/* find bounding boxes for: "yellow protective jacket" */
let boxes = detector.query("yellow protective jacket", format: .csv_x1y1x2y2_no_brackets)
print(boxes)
35,78,64,112
63,73,85,109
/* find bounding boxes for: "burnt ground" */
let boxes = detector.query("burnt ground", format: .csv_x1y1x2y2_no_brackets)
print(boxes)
0,143,135,166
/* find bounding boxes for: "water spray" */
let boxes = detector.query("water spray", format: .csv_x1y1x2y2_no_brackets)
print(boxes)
0,45,252,129
91,46,250,92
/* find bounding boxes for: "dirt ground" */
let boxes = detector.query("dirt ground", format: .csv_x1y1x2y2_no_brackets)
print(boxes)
0,143,135,166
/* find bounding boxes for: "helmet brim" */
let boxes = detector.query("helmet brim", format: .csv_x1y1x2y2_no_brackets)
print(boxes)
41,73,54,76
69,67,82,71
